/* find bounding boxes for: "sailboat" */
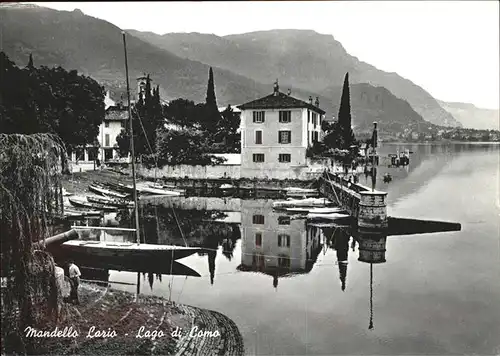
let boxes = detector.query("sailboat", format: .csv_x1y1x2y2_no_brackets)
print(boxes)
61,32,199,262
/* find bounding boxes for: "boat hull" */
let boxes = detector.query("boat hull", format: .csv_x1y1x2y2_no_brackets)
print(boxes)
60,241,200,261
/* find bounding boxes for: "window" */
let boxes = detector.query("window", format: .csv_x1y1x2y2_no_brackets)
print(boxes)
253,153,265,163
307,110,310,123
75,148,84,161
278,255,291,268
87,147,98,161
105,121,109,128
278,216,291,225
314,131,319,143
278,234,291,247
312,113,318,128
279,111,291,123
253,111,265,123
279,153,291,163
253,215,265,224
105,134,110,147
255,232,262,247
308,131,310,144
255,130,262,144
278,131,291,144
120,121,125,128
104,148,113,161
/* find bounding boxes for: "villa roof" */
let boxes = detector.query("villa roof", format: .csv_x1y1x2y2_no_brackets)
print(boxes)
238,91,326,115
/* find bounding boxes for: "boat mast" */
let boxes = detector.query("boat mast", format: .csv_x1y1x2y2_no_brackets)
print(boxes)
123,31,141,245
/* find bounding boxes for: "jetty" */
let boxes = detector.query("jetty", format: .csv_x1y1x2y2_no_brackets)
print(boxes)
317,171,387,230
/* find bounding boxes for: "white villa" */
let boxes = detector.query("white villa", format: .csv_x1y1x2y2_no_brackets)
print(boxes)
237,81,326,179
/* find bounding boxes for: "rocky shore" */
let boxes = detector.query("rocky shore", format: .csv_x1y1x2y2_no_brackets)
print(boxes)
43,282,244,355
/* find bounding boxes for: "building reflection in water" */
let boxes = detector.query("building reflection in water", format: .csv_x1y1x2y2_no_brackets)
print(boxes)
237,200,324,288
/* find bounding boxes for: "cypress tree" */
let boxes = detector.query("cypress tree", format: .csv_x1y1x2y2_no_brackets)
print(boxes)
27,53,34,69
206,67,217,108
338,72,355,149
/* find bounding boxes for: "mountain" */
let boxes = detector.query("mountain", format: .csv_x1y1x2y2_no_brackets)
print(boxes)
127,29,461,128
0,4,267,105
325,83,428,133
0,4,428,136
437,100,499,130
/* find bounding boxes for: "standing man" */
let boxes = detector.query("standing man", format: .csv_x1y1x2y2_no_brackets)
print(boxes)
68,260,81,305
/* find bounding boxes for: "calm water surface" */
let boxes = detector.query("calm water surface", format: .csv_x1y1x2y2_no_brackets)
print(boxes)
69,143,500,355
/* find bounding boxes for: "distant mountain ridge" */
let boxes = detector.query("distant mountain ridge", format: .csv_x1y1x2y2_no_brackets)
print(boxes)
437,100,499,130
127,29,462,128
1,4,431,136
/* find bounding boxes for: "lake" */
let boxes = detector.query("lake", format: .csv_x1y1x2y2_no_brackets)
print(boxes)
62,143,500,355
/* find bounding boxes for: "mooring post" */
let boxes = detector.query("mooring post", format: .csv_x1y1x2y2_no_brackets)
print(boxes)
358,190,388,230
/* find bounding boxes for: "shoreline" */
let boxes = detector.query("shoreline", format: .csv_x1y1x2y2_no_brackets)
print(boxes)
40,282,244,355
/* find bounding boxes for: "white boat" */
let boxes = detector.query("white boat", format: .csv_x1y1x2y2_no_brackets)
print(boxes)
89,184,130,199
272,197,332,208
286,207,345,214
139,187,181,196
220,184,235,190
307,212,351,221
147,183,185,195
61,240,200,260
284,187,318,197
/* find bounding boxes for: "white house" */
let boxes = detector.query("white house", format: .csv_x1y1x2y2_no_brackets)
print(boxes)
237,81,326,179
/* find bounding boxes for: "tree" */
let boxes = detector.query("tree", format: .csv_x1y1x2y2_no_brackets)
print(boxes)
27,53,34,69
213,105,241,153
202,67,221,134
156,127,225,166
206,67,217,108
1,133,67,354
337,72,356,149
0,52,105,150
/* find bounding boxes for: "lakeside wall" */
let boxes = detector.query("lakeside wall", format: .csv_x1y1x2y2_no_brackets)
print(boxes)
138,158,348,181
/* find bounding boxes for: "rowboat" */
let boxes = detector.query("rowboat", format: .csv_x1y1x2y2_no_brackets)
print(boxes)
64,209,103,218
87,195,134,209
273,197,332,208
137,184,181,196
88,184,130,199
147,183,185,195
220,184,235,190
307,212,351,222
68,196,117,212
60,240,200,260
285,207,345,214
283,187,318,197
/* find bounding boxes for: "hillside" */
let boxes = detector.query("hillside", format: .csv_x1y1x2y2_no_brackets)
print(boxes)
437,100,499,130
127,29,461,128
1,4,429,136
0,4,267,106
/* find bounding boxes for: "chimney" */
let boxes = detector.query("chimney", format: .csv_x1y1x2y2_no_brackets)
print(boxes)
287,88,291,96
308,96,313,105
315,97,320,107
273,79,280,96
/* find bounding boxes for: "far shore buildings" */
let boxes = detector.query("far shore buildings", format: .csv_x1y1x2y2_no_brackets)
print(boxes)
237,81,326,179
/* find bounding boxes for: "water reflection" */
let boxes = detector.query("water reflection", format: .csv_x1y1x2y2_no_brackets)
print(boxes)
237,200,323,288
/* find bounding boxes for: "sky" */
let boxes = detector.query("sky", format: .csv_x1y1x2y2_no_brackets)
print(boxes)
34,1,499,109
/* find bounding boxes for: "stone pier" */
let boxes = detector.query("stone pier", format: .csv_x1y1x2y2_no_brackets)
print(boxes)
318,171,388,229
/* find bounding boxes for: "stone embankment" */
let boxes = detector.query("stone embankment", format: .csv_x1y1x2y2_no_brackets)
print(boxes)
44,282,244,355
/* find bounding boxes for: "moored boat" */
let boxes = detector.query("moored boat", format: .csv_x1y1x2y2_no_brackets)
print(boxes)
283,187,318,197
307,212,351,223
273,197,332,208
285,207,346,214
88,184,130,199
68,196,117,212
87,195,134,209
60,240,201,260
